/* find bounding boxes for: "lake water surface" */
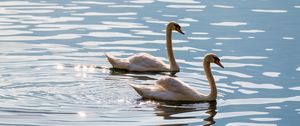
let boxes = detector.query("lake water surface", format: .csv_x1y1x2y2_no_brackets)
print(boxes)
0,0,300,125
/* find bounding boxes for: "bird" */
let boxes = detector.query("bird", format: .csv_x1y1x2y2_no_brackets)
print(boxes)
105,22,184,72
130,53,224,102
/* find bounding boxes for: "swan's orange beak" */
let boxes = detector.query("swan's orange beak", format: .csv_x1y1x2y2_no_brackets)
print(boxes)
215,60,224,68
176,29,185,35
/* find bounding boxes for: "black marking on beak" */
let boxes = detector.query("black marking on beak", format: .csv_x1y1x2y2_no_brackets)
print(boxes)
174,24,184,35
213,56,224,68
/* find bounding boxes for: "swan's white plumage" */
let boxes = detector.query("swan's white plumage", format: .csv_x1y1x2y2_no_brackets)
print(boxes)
106,53,169,71
130,77,206,101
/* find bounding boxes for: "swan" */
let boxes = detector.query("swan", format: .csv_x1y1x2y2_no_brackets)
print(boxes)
105,22,184,72
130,53,224,102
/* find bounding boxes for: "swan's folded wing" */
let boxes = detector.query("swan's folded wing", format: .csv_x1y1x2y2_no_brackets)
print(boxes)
130,77,204,101
128,53,168,71
156,77,200,96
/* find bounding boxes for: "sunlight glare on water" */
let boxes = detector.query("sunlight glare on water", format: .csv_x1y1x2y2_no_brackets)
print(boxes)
78,111,87,118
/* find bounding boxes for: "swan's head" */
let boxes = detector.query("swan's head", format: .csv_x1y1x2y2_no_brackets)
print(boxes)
167,22,184,35
204,53,224,68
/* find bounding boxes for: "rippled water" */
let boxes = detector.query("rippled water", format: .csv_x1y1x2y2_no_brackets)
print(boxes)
0,0,300,125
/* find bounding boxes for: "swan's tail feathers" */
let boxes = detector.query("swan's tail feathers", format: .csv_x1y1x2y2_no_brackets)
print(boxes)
105,53,115,62
105,53,118,67
130,84,144,96
105,53,129,69
130,84,152,98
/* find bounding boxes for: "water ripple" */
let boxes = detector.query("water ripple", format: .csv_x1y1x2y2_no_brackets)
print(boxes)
166,5,206,9
215,111,268,119
213,4,234,9
220,62,262,67
0,15,84,24
0,24,28,29
102,21,147,29
72,12,137,16
0,42,78,54
289,86,300,91
210,22,247,27
220,96,300,106
71,1,115,5
265,106,281,110
215,37,242,40
221,56,268,60
192,32,209,35
0,34,81,41
0,30,32,35
157,0,200,4
179,18,198,22
173,46,206,52
282,37,294,40
108,5,144,8
262,72,280,78
33,24,111,31
0,1,57,6
250,118,281,121
226,122,276,126
239,29,265,33
238,89,258,94
215,70,253,78
4,5,90,10
251,9,288,13
0,9,54,14
188,37,211,40
129,0,154,4
131,30,164,36
87,32,143,38
232,81,283,89
297,67,300,71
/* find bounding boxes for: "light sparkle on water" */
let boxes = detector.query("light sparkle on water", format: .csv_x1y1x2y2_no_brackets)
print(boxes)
56,64,64,70
77,111,87,118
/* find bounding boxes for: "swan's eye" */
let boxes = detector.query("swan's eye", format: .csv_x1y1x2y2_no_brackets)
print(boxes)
174,24,180,30
213,56,224,68
213,56,220,63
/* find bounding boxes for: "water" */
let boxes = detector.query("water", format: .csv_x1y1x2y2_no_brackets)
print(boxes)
0,0,300,125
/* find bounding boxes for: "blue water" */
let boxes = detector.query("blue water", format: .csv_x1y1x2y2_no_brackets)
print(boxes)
0,0,300,125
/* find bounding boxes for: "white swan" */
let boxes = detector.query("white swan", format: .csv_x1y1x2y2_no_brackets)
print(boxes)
130,53,224,102
105,22,184,72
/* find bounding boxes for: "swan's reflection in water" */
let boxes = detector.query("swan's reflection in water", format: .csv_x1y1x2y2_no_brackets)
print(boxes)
142,100,217,126
159,102,217,126
204,103,217,126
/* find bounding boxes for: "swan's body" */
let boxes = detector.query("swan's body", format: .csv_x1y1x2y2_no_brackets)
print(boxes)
105,22,184,72
106,53,170,71
130,53,224,102
131,77,208,101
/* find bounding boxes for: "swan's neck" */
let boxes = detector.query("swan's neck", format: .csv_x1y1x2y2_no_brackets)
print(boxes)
203,61,217,100
166,27,179,72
